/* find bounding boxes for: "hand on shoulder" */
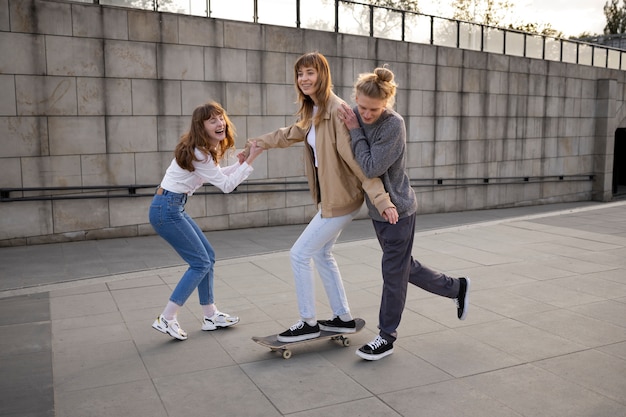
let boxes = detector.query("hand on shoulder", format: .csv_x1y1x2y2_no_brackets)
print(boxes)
338,103,359,130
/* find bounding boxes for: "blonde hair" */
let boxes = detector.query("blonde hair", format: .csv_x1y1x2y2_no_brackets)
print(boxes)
293,52,333,129
353,66,397,109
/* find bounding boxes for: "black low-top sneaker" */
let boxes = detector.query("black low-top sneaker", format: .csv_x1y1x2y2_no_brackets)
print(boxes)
356,335,394,360
455,277,471,320
318,316,356,333
277,320,321,342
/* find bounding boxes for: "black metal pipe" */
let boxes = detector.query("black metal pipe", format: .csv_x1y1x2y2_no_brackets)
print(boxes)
0,175,594,203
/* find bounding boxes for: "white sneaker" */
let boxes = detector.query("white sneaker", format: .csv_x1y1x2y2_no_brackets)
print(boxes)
152,314,187,340
202,311,240,331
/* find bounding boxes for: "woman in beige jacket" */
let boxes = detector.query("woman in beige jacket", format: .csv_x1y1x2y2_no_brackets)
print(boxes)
248,52,397,342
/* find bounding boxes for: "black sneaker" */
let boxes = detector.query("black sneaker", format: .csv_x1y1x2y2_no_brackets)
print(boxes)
318,316,356,333
356,335,394,360
277,320,321,342
455,277,471,320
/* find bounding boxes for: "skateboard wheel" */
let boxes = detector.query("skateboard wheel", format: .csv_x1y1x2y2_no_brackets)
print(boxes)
342,337,350,347
282,349,292,359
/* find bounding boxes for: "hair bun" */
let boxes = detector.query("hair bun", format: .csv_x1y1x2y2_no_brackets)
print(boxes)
374,67,394,83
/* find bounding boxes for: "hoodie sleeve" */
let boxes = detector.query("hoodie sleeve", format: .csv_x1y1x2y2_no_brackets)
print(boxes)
333,106,395,215
350,115,405,178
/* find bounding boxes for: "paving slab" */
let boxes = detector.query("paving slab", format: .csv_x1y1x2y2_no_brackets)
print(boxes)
1,201,625,417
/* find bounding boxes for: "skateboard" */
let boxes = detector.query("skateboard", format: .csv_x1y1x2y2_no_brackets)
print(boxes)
252,318,366,359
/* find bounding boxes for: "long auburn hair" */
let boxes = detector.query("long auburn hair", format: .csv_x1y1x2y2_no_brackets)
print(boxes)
174,101,236,171
294,52,333,129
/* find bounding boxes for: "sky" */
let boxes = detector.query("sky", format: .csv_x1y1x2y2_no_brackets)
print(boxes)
419,0,607,38
518,0,606,37
210,0,607,39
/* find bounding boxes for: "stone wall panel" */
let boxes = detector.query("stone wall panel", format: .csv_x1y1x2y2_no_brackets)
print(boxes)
0,0,8,31
178,15,222,47
224,21,262,50
52,199,109,233
0,116,48,157
48,116,106,155
106,116,158,153
0,201,52,240
135,151,170,185
16,75,77,116
0,74,16,115
21,155,82,188
72,4,128,40
181,81,224,114
104,40,157,79
10,0,71,35
0,157,21,187
47,36,104,77
158,43,205,81
128,10,177,43
80,153,136,186
0,1,617,245
210,48,248,82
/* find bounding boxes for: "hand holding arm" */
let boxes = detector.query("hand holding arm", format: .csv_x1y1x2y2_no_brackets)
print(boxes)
245,141,264,165
237,151,246,164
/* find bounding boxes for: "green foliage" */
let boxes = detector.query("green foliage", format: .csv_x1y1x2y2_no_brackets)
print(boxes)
575,31,595,38
604,0,626,34
508,22,563,38
368,0,419,12
452,0,514,26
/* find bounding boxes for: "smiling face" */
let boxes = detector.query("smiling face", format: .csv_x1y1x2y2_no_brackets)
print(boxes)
297,65,319,102
355,94,387,125
203,112,227,146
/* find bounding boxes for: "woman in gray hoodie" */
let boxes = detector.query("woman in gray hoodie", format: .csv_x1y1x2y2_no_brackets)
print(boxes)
338,66,471,360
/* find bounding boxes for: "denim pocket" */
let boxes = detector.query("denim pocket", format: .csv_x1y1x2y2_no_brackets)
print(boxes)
149,202,163,228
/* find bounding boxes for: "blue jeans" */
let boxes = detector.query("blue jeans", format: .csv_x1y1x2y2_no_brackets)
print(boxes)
290,208,359,320
149,190,215,307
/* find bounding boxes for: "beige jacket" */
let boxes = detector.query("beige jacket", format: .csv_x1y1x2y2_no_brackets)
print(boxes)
252,93,394,218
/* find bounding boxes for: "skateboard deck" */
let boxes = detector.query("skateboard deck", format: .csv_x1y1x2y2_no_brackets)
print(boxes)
252,318,366,359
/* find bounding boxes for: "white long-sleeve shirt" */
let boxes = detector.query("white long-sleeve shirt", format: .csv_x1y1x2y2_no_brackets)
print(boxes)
159,148,253,195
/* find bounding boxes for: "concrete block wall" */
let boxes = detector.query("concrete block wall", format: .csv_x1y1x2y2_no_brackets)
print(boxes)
0,0,623,246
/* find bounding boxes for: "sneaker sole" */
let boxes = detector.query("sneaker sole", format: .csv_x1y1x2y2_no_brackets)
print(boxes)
152,323,167,334
459,277,471,320
318,325,356,333
356,347,394,361
152,322,187,340
201,318,240,331
277,332,321,343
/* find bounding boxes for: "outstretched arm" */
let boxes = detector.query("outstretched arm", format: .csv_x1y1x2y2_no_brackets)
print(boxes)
240,123,308,159
192,148,260,194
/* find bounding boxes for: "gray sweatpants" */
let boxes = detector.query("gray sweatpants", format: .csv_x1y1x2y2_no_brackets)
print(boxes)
372,212,460,343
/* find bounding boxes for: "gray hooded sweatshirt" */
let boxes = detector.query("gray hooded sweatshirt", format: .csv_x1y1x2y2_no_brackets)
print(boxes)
349,107,418,222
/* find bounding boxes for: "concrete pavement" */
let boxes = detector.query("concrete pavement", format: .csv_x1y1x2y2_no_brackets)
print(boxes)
2,201,626,417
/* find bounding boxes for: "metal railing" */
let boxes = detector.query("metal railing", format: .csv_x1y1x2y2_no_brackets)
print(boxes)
1,174,594,202
89,0,624,70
